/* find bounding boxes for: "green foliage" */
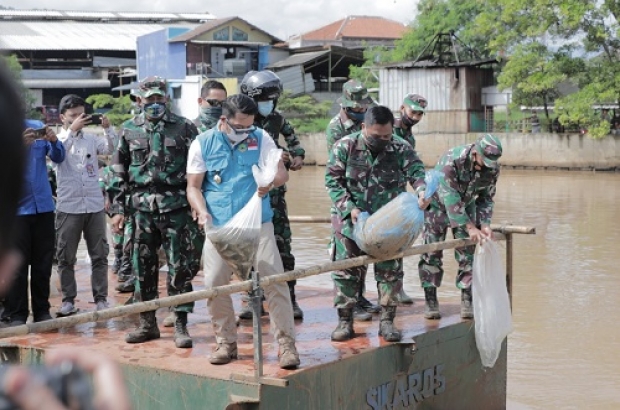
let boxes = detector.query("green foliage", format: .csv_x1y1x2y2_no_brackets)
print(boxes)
0,54,39,119
348,46,392,89
277,91,333,133
85,94,133,126
392,0,490,62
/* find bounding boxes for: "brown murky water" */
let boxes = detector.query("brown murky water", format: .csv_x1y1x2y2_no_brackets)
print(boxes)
285,167,620,410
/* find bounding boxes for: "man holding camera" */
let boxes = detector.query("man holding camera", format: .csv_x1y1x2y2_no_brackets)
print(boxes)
55,94,114,317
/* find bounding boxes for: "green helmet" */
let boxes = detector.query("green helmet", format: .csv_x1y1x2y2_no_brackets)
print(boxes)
337,80,374,108
402,93,427,112
138,76,167,98
475,134,503,169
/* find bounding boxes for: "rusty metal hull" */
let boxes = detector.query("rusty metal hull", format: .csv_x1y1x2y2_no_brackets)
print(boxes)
0,269,506,409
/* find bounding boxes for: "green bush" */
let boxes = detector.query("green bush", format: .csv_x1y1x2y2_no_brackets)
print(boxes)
278,91,332,134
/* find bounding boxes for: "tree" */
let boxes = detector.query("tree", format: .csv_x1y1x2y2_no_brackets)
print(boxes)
85,94,133,126
0,54,39,119
348,46,393,89
476,0,620,138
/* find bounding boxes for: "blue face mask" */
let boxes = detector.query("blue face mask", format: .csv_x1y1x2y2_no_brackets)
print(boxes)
346,107,366,122
143,102,166,119
258,100,274,117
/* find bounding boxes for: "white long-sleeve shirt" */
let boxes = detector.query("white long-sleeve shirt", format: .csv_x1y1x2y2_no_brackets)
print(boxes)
55,127,114,214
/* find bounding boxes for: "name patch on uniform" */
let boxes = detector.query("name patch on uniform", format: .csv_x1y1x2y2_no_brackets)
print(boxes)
247,137,258,150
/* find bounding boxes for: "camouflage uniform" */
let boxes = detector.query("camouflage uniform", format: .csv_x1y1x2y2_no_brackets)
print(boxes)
393,123,415,150
101,166,132,279
393,94,428,151
418,137,501,290
257,111,305,275
108,110,201,313
326,131,426,308
325,80,374,152
194,112,220,134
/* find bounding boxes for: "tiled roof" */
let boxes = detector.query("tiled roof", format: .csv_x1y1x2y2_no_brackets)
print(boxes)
298,15,407,41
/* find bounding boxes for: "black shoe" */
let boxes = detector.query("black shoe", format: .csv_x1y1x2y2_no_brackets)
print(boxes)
116,280,135,293
424,287,441,320
7,318,26,327
353,304,372,321
358,295,381,314
461,288,474,319
34,313,53,323
331,308,354,341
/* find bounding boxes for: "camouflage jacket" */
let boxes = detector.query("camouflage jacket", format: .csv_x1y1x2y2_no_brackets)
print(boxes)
325,109,363,153
393,120,415,151
46,163,57,198
433,143,499,228
256,110,305,158
107,111,198,215
326,131,427,238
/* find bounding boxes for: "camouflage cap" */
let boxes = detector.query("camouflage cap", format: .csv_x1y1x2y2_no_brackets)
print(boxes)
402,93,428,112
475,134,503,169
337,80,374,108
138,76,167,98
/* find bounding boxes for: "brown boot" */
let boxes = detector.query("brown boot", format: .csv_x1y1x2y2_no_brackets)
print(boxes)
173,312,192,348
125,311,160,344
331,308,354,341
209,342,238,365
378,306,402,342
278,338,300,369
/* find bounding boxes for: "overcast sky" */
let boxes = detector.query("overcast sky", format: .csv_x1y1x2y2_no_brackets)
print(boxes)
0,0,419,40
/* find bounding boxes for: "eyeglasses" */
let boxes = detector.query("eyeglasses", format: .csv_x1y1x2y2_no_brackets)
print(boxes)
206,99,224,107
226,119,255,133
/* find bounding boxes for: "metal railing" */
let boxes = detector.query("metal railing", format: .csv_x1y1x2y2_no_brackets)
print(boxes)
0,220,535,385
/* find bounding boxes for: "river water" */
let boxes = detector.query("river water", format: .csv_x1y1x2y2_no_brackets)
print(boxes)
285,166,620,410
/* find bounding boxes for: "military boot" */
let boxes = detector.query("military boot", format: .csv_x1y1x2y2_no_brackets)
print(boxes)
238,293,265,320
358,294,381,314
396,288,414,305
331,308,354,341
173,312,192,348
111,248,122,274
378,306,402,342
115,279,135,293
163,310,176,327
353,303,372,321
125,311,160,344
424,287,441,320
289,286,304,320
461,288,474,319
278,337,300,369
209,342,238,365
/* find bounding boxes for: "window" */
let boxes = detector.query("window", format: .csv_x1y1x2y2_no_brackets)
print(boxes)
172,86,182,99
232,27,248,42
213,27,229,41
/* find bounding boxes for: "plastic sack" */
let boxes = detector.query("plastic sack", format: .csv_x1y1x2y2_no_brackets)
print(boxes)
352,170,443,259
206,148,282,280
473,240,513,368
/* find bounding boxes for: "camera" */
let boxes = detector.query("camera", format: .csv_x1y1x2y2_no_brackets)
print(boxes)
33,127,47,138
89,114,103,126
0,362,94,410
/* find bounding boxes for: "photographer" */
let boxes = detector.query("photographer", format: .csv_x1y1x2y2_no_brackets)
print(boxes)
55,95,114,316
0,120,65,327
0,62,131,410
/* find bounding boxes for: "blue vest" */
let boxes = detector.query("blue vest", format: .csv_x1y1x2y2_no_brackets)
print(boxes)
199,128,273,227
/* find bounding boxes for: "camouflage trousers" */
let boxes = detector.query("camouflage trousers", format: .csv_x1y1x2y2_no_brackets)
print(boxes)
112,216,132,277
270,186,295,288
331,222,403,309
130,207,201,313
418,203,476,290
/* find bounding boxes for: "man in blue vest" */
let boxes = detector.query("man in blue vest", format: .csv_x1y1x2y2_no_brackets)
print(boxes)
186,94,300,369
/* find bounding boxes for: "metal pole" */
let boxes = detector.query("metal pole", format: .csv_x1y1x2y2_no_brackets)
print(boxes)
250,270,264,379
506,233,514,310
328,49,332,93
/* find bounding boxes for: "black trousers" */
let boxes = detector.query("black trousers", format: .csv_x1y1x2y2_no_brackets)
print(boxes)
2,212,55,322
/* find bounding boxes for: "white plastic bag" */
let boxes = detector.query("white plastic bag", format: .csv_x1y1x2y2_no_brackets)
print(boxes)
205,148,282,280
473,240,513,368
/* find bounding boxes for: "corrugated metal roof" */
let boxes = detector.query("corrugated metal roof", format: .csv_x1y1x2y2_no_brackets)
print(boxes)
0,10,215,22
0,22,198,51
21,68,110,89
267,50,330,69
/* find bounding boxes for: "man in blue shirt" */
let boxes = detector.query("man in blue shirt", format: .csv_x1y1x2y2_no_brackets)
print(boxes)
1,120,65,326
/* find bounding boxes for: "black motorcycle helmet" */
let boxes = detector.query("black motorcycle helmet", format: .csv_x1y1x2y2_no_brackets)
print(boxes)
240,70,283,102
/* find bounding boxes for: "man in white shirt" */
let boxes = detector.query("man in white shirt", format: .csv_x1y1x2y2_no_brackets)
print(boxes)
186,94,300,369
55,94,114,316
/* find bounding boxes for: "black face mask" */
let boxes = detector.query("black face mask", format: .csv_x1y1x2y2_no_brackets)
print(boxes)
364,135,390,155
401,111,419,128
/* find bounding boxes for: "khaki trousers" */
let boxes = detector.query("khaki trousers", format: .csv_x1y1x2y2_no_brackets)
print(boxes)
204,222,295,344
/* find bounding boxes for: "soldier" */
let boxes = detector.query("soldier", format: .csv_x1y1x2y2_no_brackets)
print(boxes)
325,80,378,321
194,80,227,133
392,93,429,306
325,106,429,342
239,70,305,319
418,134,503,320
394,93,427,151
186,94,300,369
108,76,201,348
